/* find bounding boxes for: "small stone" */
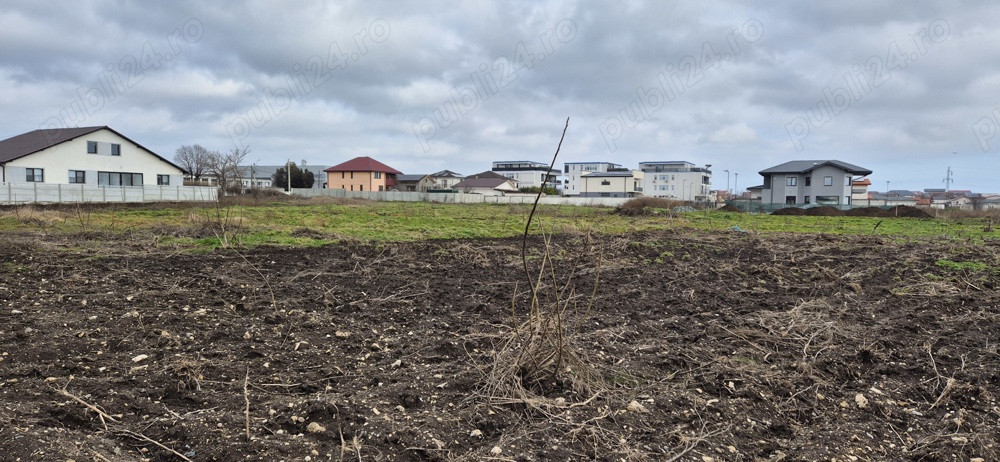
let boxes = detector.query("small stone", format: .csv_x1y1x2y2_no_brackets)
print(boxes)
306,422,326,433
335,331,351,338
490,446,502,455
131,354,148,363
702,456,715,462
627,400,649,413
470,429,483,437
855,393,869,409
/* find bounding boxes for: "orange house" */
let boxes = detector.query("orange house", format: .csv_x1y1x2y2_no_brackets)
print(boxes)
324,156,401,192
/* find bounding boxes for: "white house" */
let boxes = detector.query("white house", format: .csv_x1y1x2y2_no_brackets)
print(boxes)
452,177,520,196
579,170,645,198
0,126,184,186
491,161,560,189
639,161,712,201
563,162,621,195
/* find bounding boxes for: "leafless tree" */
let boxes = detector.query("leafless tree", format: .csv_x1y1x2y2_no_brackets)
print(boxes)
174,145,212,181
207,146,251,194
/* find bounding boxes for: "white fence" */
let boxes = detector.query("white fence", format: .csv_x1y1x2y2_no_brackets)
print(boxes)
0,183,218,205
289,188,631,207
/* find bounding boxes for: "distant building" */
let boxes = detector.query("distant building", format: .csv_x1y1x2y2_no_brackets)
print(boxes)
452,176,519,195
491,161,560,189
579,170,644,198
324,156,400,192
563,162,621,195
638,161,712,201
397,170,465,192
758,160,872,205
851,178,871,203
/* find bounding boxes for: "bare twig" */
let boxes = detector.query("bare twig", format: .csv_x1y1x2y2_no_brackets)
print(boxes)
117,429,194,462
53,380,118,430
243,366,252,441
521,117,569,299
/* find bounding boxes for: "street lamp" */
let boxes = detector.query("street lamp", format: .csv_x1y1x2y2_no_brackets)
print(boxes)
724,169,730,194
734,173,739,196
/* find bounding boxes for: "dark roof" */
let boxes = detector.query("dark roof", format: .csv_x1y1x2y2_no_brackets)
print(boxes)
397,174,428,182
747,184,765,190
759,160,872,175
466,171,511,180
429,169,463,178
453,177,515,189
324,156,401,174
0,126,182,170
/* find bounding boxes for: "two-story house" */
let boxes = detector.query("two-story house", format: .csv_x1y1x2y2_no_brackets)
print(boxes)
759,160,872,205
324,156,400,192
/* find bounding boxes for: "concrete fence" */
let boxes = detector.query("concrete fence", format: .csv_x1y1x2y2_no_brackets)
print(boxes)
289,188,632,207
0,183,218,205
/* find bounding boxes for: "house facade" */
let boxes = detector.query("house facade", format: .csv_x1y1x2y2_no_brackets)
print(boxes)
579,171,644,198
759,160,872,205
491,161,560,189
324,156,400,192
0,126,184,186
639,161,712,201
563,162,621,196
452,177,519,196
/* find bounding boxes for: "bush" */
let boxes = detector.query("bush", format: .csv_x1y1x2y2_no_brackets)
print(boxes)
615,197,685,216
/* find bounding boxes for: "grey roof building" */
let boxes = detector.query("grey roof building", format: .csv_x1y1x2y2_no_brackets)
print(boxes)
759,160,872,205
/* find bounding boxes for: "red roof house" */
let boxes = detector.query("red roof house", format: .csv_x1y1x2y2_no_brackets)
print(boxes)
323,156,401,192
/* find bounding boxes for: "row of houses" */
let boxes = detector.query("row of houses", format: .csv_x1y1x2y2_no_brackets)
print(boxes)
2,126,992,208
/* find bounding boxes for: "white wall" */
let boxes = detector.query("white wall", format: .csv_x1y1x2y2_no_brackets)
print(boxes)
3,128,183,186
0,183,217,204
290,188,632,206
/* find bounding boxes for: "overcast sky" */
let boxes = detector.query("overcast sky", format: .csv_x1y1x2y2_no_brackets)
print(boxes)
3,1,1000,192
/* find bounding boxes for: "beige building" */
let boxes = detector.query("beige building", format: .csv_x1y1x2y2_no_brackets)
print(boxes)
324,156,400,192
579,170,644,197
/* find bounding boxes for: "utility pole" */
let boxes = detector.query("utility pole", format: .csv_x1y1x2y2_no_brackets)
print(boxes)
885,180,890,194
943,166,953,191
724,169,730,194
734,173,739,196
287,159,292,192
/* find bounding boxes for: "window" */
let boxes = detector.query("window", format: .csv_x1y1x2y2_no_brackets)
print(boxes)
823,176,833,186
785,195,796,204
786,177,797,186
87,141,98,154
111,144,121,156
601,180,611,185
98,171,142,186
845,176,851,186
804,196,810,204
341,172,345,178
359,185,364,191
816,195,839,205
378,185,384,191
374,172,381,179
157,175,170,185
69,170,86,184
26,168,44,182
805,177,811,186
599,192,611,197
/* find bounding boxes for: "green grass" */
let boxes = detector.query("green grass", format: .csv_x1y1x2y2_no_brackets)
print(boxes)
1,202,997,249
934,259,993,272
